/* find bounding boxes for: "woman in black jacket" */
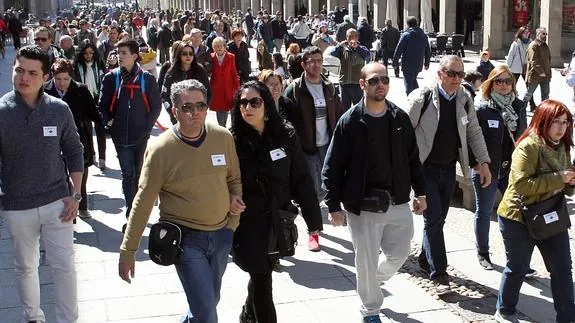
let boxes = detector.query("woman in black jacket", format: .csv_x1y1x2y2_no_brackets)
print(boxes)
471,65,523,270
227,28,251,84
161,41,211,124
44,58,102,219
257,69,294,117
231,81,323,323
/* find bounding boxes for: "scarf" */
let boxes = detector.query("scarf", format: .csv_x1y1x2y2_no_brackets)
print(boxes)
83,61,98,98
216,53,225,65
532,134,570,174
489,92,518,132
120,64,138,83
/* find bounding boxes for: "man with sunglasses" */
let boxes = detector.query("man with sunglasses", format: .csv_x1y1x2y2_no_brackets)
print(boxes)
405,55,491,295
284,45,344,252
323,62,426,323
119,79,244,323
34,27,65,69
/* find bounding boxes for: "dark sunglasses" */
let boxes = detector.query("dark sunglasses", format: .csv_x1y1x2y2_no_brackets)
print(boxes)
177,102,208,113
442,69,465,78
239,97,264,108
181,51,194,57
494,77,513,85
34,37,48,42
366,75,390,86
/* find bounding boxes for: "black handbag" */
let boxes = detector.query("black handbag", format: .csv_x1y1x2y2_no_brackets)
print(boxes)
522,193,571,240
361,188,393,213
278,209,299,257
148,221,183,266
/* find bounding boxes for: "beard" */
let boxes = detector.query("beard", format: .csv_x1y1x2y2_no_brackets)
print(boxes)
368,93,386,102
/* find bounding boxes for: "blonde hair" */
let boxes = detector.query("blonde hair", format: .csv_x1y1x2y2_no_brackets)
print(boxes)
212,36,226,49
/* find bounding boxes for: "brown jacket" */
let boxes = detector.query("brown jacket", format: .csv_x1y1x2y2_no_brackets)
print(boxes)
283,75,344,154
526,39,551,84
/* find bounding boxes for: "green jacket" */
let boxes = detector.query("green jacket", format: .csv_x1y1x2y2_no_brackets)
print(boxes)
498,133,573,223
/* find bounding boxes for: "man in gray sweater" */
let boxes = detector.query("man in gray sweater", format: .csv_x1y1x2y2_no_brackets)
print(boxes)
0,45,84,323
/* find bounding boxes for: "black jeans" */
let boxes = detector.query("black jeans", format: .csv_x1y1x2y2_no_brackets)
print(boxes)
94,122,107,160
80,167,89,211
245,271,277,323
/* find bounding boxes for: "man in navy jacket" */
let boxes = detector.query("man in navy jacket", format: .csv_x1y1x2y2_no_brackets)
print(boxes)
393,16,431,95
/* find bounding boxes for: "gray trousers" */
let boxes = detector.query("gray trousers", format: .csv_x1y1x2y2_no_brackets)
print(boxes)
347,203,414,317
274,38,283,53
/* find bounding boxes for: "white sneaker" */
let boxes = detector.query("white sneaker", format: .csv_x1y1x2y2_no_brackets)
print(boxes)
494,309,519,323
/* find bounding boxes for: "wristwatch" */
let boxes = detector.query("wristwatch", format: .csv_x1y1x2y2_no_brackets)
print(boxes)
71,192,82,202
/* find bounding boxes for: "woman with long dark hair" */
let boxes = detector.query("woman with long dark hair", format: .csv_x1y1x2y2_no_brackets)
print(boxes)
74,41,107,169
45,58,102,219
231,81,322,323
494,100,575,323
161,41,210,124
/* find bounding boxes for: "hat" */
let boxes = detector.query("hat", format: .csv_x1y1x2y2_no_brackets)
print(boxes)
319,21,328,28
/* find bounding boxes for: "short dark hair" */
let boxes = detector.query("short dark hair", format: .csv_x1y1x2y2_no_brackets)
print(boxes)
15,45,50,75
116,39,139,55
406,16,418,28
463,70,483,84
51,58,74,76
301,46,322,62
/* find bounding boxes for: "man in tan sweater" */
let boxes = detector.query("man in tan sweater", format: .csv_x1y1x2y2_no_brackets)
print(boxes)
118,79,245,323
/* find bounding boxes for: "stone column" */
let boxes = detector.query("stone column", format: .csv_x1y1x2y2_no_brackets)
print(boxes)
241,0,249,12
373,0,386,30
349,0,358,23
403,0,419,29
271,0,282,14
284,0,295,19
309,0,319,15
28,0,38,18
358,0,368,19
482,0,505,59
540,0,563,67
438,0,456,34
251,0,260,12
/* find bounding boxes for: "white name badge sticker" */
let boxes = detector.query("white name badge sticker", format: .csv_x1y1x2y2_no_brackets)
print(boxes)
314,98,326,107
43,126,57,137
461,116,469,125
543,211,559,224
211,154,226,166
270,148,287,161
488,120,499,128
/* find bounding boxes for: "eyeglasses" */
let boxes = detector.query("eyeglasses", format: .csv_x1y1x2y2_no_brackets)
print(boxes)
442,69,465,79
494,77,513,85
239,97,264,108
552,119,570,126
365,75,390,86
177,102,208,114
305,58,323,65
181,51,194,57
34,37,48,42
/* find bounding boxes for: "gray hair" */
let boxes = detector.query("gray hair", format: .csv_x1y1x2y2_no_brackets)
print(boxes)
162,21,170,28
438,55,463,69
344,15,351,22
536,27,547,37
346,28,358,38
170,79,207,107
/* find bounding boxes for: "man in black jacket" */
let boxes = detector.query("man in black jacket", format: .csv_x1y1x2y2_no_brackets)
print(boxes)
379,19,400,76
322,62,426,323
244,8,255,47
271,11,287,53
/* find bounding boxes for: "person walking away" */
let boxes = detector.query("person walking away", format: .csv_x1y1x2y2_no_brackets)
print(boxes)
392,16,431,95
119,79,245,323
0,45,84,323
379,19,400,77
323,62,427,323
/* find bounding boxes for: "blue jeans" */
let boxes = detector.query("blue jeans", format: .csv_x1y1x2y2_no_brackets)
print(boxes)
175,227,234,323
420,163,456,279
403,71,419,95
114,142,147,218
305,144,328,202
472,170,509,254
266,39,274,53
497,216,575,322
340,84,363,111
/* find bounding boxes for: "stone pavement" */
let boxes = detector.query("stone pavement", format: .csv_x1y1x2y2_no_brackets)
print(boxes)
0,44,574,323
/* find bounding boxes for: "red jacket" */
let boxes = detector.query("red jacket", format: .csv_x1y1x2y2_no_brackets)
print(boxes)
209,52,240,112
0,19,7,33
132,16,144,30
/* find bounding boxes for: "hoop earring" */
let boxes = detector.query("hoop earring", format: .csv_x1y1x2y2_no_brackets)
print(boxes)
264,115,269,121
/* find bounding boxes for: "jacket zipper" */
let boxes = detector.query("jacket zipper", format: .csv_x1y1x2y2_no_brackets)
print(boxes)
496,116,504,180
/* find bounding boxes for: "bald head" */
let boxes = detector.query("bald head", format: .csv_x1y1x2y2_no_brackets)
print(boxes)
361,62,388,80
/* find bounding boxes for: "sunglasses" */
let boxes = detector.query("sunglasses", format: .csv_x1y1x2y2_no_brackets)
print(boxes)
365,75,390,86
442,69,465,78
181,51,194,57
494,77,513,85
34,37,48,42
177,102,208,114
239,97,264,108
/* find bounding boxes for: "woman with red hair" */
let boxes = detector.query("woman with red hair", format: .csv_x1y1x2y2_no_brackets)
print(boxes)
494,99,575,323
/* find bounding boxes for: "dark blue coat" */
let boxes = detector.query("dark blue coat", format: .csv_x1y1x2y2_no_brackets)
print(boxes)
392,27,431,74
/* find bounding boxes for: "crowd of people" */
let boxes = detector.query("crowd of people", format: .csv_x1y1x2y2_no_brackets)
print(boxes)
0,3,574,323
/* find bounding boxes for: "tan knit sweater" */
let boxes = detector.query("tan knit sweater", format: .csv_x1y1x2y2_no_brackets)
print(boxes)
119,123,242,263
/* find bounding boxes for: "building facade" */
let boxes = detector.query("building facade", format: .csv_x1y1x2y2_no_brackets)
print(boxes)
2,0,74,18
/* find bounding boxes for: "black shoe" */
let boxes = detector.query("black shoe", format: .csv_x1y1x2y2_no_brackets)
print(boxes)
478,252,493,270
418,250,431,274
121,223,127,233
433,274,452,295
239,305,256,323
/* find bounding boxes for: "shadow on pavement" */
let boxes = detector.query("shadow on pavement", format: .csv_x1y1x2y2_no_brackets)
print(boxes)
380,308,425,323
89,193,124,214
91,167,122,180
281,257,355,292
319,231,354,252
319,244,354,267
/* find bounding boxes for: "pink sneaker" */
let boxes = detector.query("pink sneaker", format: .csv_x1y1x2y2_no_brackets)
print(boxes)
308,232,321,252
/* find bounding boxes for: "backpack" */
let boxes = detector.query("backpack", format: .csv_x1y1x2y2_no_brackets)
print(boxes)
417,88,469,126
108,68,151,116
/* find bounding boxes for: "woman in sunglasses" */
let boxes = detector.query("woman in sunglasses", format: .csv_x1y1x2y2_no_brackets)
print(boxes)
471,65,524,271
230,81,322,323
161,41,210,125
